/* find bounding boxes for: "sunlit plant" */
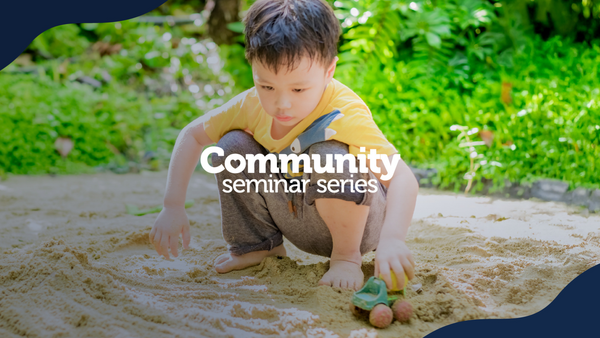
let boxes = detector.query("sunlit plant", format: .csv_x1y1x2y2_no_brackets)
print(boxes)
450,125,501,194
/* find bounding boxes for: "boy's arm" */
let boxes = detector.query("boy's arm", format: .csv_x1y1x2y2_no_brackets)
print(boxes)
371,155,419,289
163,117,214,208
149,117,214,259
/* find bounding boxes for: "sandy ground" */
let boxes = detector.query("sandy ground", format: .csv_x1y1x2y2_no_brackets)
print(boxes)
1,171,599,338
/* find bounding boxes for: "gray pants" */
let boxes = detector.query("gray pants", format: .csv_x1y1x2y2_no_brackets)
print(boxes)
212,130,387,258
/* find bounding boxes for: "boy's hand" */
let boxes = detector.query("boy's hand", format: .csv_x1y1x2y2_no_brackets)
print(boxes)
374,237,415,290
149,206,191,259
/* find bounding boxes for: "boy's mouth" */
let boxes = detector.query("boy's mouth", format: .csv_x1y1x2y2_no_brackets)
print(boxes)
275,115,294,122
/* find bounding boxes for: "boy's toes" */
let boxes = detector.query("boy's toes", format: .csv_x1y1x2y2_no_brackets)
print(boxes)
215,258,237,273
214,253,230,265
319,261,364,290
318,275,333,286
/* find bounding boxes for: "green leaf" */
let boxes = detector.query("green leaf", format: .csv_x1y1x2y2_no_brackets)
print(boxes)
81,23,99,31
226,22,245,33
425,32,442,49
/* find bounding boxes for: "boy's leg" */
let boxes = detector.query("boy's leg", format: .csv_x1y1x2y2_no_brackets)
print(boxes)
210,131,387,287
312,141,387,289
270,140,388,290
315,198,369,290
211,130,287,272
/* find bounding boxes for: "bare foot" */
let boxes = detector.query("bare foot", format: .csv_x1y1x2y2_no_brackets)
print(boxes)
214,244,286,273
319,259,364,290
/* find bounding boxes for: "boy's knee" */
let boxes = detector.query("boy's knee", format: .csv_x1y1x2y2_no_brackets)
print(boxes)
305,140,371,205
212,130,256,167
308,140,358,182
308,140,349,158
217,130,254,156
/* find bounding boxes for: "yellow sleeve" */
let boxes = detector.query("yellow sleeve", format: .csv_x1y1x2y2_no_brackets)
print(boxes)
202,88,252,143
331,106,398,157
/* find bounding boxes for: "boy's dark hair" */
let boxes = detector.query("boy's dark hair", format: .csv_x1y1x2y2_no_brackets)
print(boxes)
243,0,341,73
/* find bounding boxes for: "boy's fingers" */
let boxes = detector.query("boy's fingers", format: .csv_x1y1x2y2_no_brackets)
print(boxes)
390,261,405,289
149,228,156,243
379,264,393,290
152,232,162,256
182,225,191,249
407,253,415,268
157,234,166,257
169,236,178,257
402,258,415,281
374,257,385,278
160,235,170,259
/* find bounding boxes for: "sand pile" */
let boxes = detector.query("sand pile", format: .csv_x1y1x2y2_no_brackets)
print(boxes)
0,171,598,337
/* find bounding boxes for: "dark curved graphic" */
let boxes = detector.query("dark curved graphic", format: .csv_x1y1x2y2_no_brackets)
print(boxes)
1,0,167,70
426,263,600,338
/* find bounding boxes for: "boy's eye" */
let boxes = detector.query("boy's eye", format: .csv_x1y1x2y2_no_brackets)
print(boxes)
261,86,274,91
293,89,305,93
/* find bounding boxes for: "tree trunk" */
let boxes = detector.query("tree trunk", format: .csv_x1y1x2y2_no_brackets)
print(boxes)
535,0,579,36
207,0,241,45
503,0,531,30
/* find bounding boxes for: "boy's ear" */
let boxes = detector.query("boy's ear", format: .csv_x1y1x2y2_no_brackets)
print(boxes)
325,56,338,80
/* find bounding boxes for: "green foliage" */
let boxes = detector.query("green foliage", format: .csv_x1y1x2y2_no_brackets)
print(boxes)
449,125,492,194
29,24,91,59
152,0,207,15
220,43,254,90
0,74,114,174
334,0,600,192
4,0,600,196
3,10,240,175
0,71,211,175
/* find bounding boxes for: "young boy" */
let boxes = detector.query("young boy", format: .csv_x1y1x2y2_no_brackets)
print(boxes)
149,0,418,291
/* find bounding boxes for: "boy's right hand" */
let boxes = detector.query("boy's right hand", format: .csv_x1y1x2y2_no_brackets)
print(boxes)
149,206,191,259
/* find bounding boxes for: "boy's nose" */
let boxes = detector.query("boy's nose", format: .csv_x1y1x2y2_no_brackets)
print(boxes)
275,96,292,109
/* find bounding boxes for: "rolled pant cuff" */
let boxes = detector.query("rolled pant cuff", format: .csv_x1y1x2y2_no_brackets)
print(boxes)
227,231,284,256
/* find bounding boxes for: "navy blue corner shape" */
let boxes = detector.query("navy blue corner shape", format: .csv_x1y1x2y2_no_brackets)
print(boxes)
1,0,167,70
426,263,600,338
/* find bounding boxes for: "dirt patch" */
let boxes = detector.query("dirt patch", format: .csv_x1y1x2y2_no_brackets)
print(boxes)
0,171,598,337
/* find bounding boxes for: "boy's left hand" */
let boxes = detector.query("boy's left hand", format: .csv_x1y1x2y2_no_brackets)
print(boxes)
374,237,415,290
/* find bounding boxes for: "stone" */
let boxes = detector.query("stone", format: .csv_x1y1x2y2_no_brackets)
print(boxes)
143,151,157,162
563,187,591,206
101,70,112,83
589,189,600,213
409,167,427,180
75,76,102,88
506,182,532,199
409,167,436,188
531,180,569,202
410,167,432,188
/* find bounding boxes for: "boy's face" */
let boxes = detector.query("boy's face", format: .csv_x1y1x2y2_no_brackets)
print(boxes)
252,56,337,129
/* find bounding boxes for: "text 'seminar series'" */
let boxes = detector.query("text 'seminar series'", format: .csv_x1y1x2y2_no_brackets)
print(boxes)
201,146,401,194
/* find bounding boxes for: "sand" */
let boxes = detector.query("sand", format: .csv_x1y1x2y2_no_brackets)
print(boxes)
1,171,599,337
